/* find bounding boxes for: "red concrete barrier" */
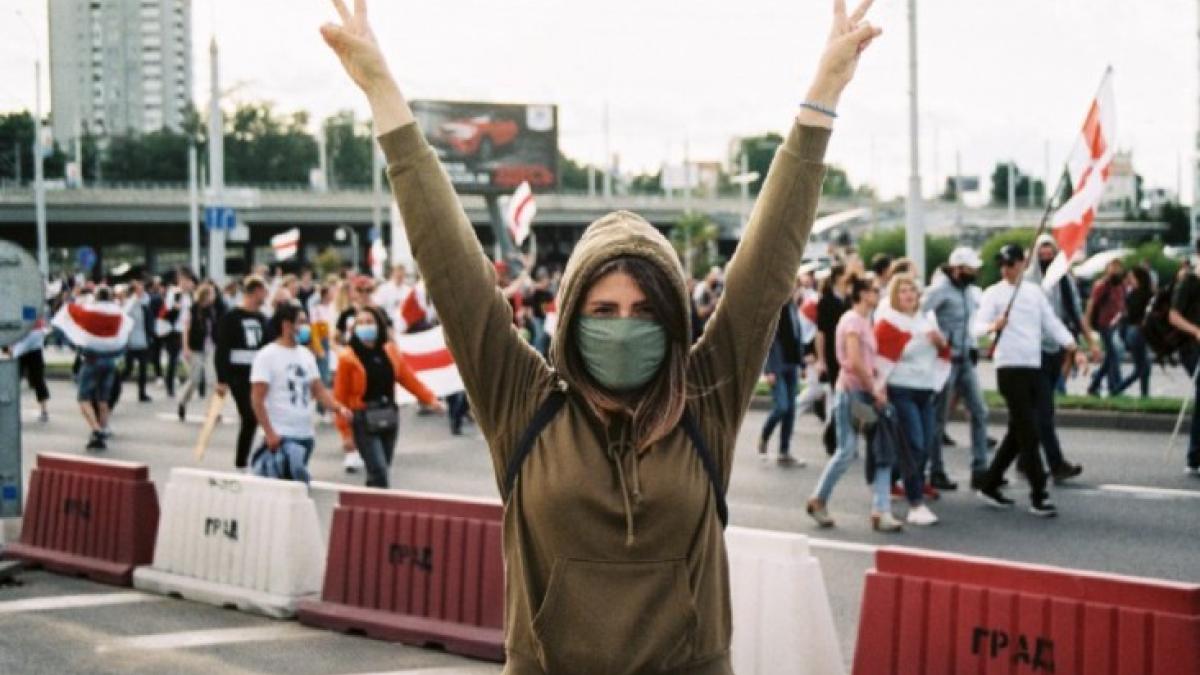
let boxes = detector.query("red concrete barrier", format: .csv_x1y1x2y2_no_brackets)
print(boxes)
4,453,159,586
297,489,505,661
852,546,1200,675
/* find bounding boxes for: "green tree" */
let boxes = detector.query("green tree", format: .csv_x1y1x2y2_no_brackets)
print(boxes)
1161,202,1191,245
221,103,317,185
102,128,192,182
558,152,600,192
990,162,1045,206
979,228,1037,286
628,170,662,195
857,226,956,279
1122,240,1184,284
669,212,721,278
0,111,67,184
822,165,853,198
732,133,783,196
314,247,344,278
323,110,373,188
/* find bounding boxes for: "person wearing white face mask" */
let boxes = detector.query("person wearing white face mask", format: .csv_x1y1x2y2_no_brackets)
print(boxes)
249,302,351,482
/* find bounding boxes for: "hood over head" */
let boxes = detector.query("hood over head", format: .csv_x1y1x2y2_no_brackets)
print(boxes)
1034,233,1058,253
550,210,690,380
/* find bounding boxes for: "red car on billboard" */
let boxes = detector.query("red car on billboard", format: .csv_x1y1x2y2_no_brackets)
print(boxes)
435,115,519,161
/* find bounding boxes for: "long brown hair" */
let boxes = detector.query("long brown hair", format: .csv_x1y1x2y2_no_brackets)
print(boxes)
559,256,688,451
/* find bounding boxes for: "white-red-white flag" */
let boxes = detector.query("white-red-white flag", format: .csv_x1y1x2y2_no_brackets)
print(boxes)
1042,69,1117,289
271,228,300,261
873,308,952,392
392,325,463,404
506,181,536,247
52,300,133,356
396,281,437,333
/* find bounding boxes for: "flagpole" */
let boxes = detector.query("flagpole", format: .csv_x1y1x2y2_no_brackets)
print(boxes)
989,67,1114,354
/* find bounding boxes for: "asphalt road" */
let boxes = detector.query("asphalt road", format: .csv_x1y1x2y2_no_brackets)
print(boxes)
2,379,1198,674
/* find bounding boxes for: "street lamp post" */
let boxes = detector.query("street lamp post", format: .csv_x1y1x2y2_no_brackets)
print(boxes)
905,0,925,281
33,61,47,278
207,37,227,284
336,226,360,272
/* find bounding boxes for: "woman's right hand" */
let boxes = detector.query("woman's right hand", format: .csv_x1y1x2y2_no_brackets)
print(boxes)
320,0,393,96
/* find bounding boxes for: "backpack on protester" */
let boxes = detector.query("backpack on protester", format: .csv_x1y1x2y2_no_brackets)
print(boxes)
1141,280,1188,363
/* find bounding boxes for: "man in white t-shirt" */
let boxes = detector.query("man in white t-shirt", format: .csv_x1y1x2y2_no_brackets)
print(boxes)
372,263,412,325
250,302,350,479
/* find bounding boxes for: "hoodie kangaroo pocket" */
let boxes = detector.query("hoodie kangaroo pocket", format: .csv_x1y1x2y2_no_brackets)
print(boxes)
531,558,698,675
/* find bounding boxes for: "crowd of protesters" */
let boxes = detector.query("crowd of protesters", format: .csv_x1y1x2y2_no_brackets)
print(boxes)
9,233,1200,509
16,257,569,484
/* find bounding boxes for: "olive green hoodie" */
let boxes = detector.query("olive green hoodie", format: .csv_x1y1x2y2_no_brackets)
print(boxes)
380,120,829,675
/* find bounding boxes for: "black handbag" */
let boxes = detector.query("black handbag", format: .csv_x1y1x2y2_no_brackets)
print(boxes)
361,402,399,433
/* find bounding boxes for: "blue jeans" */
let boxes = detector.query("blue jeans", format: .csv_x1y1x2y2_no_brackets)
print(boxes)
351,413,400,488
890,385,935,504
812,390,893,513
932,359,990,474
1181,349,1200,470
1115,324,1151,398
1089,326,1124,395
760,366,799,454
252,436,314,484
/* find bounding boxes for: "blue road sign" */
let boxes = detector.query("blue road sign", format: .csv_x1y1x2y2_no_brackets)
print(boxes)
204,206,237,231
75,246,97,271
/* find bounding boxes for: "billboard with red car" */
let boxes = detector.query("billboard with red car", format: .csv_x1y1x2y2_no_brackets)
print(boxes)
412,100,558,194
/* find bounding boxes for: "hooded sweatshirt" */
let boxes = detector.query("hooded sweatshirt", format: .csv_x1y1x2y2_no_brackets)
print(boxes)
1026,234,1085,353
380,120,829,675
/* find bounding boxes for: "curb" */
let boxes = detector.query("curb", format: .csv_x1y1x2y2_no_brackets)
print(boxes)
44,368,1188,434
747,397,1187,434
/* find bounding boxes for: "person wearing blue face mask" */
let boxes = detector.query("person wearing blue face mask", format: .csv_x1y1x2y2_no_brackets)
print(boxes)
333,306,443,488
249,302,351,482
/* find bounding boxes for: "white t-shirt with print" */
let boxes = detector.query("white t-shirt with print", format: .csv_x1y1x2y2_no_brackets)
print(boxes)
250,343,320,439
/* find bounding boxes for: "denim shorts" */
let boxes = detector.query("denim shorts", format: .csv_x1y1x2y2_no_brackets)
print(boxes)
77,357,118,402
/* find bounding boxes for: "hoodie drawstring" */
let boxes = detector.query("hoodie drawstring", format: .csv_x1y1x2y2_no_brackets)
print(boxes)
606,423,639,547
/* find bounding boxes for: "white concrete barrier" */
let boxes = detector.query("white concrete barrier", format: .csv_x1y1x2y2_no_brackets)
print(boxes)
727,526,845,675
133,469,324,618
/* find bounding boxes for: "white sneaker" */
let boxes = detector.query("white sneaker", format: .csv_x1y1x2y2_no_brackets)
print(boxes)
343,452,364,473
906,504,939,526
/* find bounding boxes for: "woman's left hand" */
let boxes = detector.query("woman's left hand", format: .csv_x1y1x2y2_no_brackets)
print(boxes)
807,0,882,107
337,404,354,421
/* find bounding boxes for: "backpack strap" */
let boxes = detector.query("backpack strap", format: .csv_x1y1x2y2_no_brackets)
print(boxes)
503,391,729,529
503,389,568,500
682,408,729,529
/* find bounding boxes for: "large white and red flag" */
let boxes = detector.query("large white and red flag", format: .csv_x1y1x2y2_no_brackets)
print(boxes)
1042,68,1117,289
52,300,133,355
505,181,537,247
392,325,463,404
873,308,952,392
271,228,300,261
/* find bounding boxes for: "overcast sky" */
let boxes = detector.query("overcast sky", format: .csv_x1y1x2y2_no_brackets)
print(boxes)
1,0,1195,202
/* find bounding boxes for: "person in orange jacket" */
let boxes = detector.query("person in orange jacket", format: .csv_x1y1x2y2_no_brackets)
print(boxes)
333,305,443,487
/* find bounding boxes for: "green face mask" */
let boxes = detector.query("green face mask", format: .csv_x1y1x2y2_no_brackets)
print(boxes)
576,317,667,392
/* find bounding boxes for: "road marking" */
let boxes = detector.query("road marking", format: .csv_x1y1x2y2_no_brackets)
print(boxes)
95,624,312,653
807,537,879,555
343,662,501,667
1095,484,1200,500
0,592,162,614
